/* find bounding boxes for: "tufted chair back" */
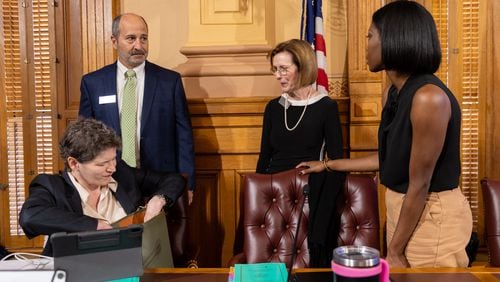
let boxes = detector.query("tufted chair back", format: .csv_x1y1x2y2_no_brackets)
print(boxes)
229,168,379,269
241,168,310,268
481,178,500,266
338,174,380,249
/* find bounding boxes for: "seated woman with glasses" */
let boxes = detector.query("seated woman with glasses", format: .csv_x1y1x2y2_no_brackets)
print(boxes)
19,118,185,256
256,39,345,267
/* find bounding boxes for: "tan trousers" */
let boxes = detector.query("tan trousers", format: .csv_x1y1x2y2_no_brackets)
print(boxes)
386,188,473,268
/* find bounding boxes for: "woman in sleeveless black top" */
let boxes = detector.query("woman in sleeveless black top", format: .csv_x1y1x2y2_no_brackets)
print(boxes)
297,1,472,268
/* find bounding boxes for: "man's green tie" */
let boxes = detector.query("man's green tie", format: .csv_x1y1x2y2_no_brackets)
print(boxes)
121,69,137,167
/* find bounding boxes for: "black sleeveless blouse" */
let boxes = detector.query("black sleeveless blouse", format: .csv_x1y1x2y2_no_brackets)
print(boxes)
378,74,461,193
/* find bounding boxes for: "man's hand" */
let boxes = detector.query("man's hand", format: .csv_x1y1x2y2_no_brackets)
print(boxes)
144,195,166,222
188,190,194,205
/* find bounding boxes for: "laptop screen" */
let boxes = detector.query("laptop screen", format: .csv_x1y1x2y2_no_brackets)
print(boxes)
51,225,143,282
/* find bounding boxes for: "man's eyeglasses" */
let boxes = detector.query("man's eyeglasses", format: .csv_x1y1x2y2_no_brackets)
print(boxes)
271,65,293,76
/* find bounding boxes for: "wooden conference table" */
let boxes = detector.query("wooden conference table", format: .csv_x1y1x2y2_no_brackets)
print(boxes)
142,266,500,282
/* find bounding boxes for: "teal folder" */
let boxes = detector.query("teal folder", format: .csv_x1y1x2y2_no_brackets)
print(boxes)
233,262,288,282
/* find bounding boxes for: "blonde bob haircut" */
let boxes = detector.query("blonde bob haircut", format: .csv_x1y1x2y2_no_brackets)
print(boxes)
268,39,317,89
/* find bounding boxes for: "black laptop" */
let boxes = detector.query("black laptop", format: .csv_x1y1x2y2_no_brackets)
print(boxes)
51,225,143,282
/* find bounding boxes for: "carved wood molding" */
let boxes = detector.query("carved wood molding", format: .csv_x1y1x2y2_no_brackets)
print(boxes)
177,44,273,77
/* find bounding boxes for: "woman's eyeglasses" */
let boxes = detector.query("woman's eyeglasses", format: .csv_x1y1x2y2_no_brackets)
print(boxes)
271,65,293,76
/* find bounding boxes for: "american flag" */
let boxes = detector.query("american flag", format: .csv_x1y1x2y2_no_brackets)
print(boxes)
301,0,328,94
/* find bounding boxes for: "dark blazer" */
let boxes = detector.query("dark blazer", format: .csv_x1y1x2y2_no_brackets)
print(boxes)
79,61,195,190
19,160,185,256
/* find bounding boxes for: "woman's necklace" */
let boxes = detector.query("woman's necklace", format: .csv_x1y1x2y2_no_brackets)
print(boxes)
284,87,312,131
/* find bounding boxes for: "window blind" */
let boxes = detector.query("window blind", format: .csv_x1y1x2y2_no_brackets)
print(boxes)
1,0,55,239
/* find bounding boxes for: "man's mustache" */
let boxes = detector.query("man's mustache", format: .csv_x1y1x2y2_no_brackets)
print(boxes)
131,50,145,56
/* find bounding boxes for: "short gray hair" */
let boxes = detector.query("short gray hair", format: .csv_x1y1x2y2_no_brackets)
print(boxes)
111,13,148,38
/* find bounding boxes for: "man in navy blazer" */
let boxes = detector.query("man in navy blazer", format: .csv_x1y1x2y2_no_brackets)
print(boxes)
79,13,195,203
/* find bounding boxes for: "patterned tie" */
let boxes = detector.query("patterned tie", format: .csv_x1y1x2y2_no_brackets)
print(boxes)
120,69,137,167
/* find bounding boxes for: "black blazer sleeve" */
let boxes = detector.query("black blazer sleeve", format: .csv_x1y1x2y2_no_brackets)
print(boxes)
19,174,98,239
114,160,185,208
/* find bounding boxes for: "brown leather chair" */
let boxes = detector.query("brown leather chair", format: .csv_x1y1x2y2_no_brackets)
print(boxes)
167,189,199,268
480,178,500,266
337,174,380,249
229,168,379,269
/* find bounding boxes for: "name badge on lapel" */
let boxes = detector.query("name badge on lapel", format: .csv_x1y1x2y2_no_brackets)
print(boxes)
99,95,117,104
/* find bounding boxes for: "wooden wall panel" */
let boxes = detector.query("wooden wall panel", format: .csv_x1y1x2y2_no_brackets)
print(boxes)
350,96,381,123
349,125,379,150
481,0,499,251
187,171,223,267
347,0,385,252
188,97,264,266
55,0,119,169
484,0,500,179
347,1,383,156
193,127,262,153
346,0,381,82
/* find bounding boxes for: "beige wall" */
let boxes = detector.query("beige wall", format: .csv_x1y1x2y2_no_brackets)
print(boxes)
121,0,189,68
275,0,348,78
121,0,348,98
185,0,272,46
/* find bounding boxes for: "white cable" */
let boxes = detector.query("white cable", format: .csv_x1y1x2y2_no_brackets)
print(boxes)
1,252,53,270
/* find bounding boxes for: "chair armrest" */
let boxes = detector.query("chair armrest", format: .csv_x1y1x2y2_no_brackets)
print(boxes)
228,253,247,266
167,188,200,267
481,178,500,267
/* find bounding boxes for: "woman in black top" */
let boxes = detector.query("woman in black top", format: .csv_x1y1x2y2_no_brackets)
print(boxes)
298,1,472,268
257,39,344,267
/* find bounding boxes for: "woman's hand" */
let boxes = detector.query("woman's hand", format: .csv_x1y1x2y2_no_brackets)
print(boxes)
97,220,112,230
386,250,410,268
144,195,167,222
295,161,325,175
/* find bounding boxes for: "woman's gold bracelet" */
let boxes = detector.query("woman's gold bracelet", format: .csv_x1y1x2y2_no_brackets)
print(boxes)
323,158,332,172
